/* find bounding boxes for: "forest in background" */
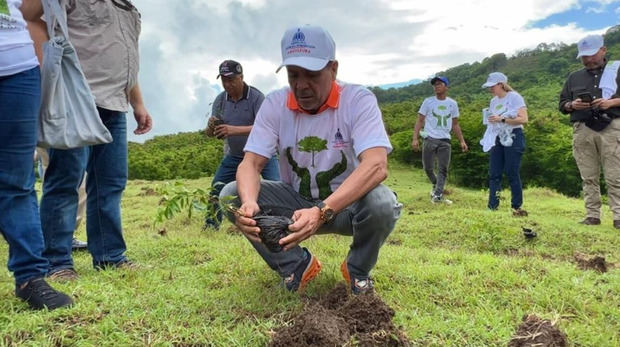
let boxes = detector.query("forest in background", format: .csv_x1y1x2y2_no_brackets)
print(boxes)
128,27,620,197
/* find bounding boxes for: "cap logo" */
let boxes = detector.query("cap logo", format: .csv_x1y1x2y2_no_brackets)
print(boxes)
285,28,316,56
235,65,242,73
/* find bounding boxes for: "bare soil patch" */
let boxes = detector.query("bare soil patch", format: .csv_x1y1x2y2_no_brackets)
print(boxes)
508,314,567,347
574,253,608,273
270,284,410,346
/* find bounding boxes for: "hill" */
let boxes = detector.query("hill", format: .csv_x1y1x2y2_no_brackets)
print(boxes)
1,165,617,345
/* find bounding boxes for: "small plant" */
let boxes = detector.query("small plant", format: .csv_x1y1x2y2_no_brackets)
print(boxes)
153,181,239,228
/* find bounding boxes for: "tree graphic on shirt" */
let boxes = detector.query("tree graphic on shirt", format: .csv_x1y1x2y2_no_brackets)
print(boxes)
286,147,312,199
431,105,451,128
315,151,347,200
297,136,327,168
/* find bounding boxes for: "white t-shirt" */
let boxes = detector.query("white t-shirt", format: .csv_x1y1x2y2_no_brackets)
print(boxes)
488,91,526,130
417,96,459,139
0,0,38,77
245,82,392,200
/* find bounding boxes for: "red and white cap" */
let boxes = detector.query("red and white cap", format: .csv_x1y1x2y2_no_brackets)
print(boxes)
276,25,336,73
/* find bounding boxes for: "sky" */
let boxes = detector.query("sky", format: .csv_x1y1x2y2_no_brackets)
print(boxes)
128,0,620,142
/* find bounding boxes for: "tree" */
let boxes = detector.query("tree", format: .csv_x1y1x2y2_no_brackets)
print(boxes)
297,136,327,168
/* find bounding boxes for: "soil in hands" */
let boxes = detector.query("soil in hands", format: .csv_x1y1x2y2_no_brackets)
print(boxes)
508,314,568,347
270,284,410,346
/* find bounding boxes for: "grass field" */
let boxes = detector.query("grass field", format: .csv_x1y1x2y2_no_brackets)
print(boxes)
1,163,618,346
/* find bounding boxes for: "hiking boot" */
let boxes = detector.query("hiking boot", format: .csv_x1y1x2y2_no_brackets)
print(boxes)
71,238,88,251
47,268,79,282
15,278,73,310
340,260,374,295
283,248,321,292
579,217,601,225
512,208,528,217
614,220,620,229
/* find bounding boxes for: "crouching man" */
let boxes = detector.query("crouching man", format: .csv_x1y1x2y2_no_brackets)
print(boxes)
220,24,402,294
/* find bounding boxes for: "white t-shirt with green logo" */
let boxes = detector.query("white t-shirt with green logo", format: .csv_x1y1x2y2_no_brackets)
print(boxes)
245,82,392,200
489,91,526,130
0,0,38,77
418,96,459,139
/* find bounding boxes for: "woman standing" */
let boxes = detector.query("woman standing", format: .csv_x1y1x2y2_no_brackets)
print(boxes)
0,0,72,310
480,72,529,216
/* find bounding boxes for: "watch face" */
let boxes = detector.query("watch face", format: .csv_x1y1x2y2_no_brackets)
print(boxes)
323,208,335,221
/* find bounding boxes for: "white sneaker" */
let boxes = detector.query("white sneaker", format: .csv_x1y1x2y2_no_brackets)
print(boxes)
431,195,453,205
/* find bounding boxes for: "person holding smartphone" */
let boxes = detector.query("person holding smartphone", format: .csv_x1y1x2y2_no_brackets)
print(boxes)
559,34,620,228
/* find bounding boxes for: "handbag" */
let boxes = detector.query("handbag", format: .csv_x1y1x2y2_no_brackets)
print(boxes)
37,0,113,149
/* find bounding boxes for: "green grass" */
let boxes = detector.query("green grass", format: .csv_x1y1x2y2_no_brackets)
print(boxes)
1,164,618,346
0,1,8,15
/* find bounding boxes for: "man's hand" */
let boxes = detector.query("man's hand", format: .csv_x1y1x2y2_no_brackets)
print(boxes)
279,207,323,251
570,98,592,111
214,125,233,139
133,105,152,135
234,201,261,242
591,98,619,110
460,141,468,152
411,138,420,151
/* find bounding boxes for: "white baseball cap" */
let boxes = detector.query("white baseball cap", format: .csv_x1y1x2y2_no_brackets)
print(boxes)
576,34,604,58
276,25,336,73
481,72,508,88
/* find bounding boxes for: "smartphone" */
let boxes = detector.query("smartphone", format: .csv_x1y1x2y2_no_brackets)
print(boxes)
578,92,593,103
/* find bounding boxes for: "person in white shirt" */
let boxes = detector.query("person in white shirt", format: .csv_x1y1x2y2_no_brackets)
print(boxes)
219,25,402,295
412,76,467,204
481,72,529,216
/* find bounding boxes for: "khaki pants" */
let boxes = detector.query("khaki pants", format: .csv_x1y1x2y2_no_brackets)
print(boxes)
572,119,620,220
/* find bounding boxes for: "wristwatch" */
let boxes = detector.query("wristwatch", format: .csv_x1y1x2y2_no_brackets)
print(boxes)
316,201,335,223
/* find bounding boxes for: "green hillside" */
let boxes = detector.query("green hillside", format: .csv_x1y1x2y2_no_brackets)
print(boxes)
1,166,617,345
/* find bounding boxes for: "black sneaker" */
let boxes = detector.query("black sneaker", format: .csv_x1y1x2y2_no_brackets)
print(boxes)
15,278,73,310
282,248,321,292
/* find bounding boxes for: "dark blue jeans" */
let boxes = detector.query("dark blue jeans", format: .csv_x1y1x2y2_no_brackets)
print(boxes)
205,155,280,229
488,128,525,210
40,108,128,272
0,67,49,285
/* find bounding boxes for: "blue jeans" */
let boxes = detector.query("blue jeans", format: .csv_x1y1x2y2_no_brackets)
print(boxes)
40,108,128,271
0,67,49,285
488,128,525,210
220,181,402,280
205,155,279,228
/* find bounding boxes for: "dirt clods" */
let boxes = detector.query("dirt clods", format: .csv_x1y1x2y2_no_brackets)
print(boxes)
138,187,158,196
508,314,567,347
270,284,409,346
574,253,608,273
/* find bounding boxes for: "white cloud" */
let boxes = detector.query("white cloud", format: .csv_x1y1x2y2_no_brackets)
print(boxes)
128,0,613,142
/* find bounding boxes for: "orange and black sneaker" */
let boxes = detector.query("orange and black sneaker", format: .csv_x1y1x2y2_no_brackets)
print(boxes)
283,248,321,292
340,260,374,295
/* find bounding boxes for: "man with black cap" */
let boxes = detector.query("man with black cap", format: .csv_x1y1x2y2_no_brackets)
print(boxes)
219,25,401,295
203,60,280,230
560,34,620,229
412,76,467,204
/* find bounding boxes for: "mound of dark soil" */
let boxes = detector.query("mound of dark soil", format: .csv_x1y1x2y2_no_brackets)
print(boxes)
508,314,567,347
574,253,608,273
270,284,409,346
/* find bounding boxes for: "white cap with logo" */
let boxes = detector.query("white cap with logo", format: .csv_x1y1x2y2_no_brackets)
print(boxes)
576,34,604,58
481,72,508,88
276,25,336,73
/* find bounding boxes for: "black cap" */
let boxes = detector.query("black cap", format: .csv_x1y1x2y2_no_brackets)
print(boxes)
217,60,243,79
